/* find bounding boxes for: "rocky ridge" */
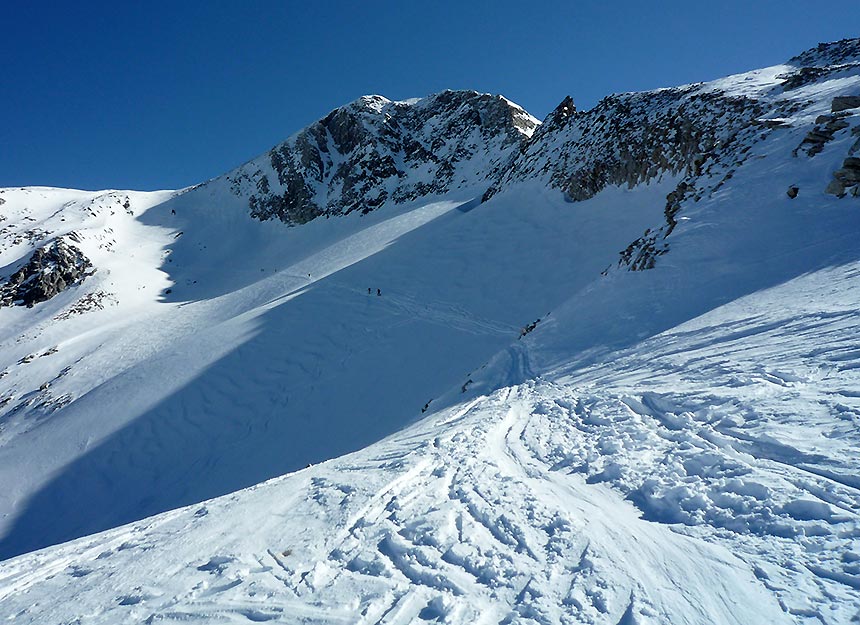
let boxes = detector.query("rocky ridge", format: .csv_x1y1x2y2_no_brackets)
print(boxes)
496,38,860,270
6,40,858,310
495,86,780,270
0,237,92,308
210,37,859,275
221,90,539,224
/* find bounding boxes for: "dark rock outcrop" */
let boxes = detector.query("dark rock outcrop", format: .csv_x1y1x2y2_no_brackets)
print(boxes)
832,95,860,113
0,239,92,308
500,86,767,204
540,96,576,134
618,228,668,271
225,91,538,225
826,156,860,197
793,113,850,157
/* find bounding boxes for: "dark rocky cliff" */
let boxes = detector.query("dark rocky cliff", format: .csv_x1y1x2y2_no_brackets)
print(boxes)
222,91,538,225
0,238,92,308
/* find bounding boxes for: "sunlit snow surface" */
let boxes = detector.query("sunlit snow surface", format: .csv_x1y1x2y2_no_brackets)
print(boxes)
1,264,858,623
1,60,860,623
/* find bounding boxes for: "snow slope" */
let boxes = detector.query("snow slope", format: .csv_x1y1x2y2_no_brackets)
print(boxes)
1,39,860,624
0,178,671,560
1,261,857,623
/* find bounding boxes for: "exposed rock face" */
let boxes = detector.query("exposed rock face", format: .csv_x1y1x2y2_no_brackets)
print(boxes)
202,38,860,272
793,90,860,198
224,91,538,224
615,179,699,271
794,113,851,157
0,238,92,308
826,156,860,197
499,86,771,204
832,95,860,113
490,80,792,272
541,96,577,134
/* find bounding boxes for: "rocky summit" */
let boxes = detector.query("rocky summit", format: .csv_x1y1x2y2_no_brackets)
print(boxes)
221,90,539,224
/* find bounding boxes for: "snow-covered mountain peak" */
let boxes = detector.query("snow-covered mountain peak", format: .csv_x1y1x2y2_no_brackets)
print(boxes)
349,94,392,113
213,89,537,225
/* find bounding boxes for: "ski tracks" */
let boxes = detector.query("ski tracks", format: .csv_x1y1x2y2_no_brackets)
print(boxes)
325,280,520,338
270,384,791,624
1,381,855,624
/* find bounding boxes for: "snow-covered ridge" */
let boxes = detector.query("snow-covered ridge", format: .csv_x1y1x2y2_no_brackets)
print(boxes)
191,37,860,261
487,37,860,271
215,90,539,224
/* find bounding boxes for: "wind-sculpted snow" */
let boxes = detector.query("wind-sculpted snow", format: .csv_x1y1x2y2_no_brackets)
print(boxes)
3,274,859,623
0,182,669,560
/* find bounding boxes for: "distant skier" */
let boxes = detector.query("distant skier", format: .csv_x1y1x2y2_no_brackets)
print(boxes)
377,288,381,296
368,287,372,295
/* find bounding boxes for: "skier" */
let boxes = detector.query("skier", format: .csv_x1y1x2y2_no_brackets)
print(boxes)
368,287,371,295
377,288,381,296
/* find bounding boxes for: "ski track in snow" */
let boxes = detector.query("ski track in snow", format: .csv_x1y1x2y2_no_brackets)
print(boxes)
0,377,834,624
1,276,860,624
3,260,860,623
0,179,671,561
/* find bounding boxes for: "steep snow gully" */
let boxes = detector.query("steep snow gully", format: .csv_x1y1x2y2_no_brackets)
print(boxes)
1,38,860,624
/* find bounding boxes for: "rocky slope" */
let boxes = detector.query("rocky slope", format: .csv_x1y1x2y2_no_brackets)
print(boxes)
0,237,92,308
219,90,538,224
494,38,860,271
204,37,860,272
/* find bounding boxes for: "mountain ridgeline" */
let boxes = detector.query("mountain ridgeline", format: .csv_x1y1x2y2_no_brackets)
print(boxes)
1,39,859,311
187,38,860,270
3,40,860,622
225,91,539,224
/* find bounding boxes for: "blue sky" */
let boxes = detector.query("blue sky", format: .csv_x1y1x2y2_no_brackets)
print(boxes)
2,1,855,190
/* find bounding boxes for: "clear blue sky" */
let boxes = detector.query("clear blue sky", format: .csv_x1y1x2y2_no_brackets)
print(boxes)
1,1,855,191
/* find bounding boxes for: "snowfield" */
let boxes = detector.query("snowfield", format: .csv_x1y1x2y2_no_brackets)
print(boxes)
1,260,858,623
1,40,860,624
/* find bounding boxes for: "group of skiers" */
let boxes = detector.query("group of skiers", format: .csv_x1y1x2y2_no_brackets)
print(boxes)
368,287,381,296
